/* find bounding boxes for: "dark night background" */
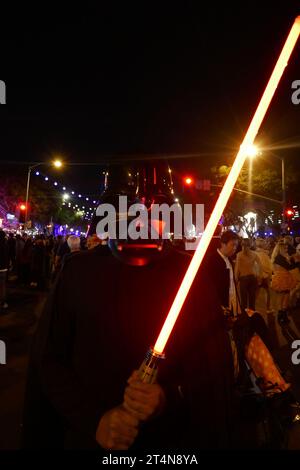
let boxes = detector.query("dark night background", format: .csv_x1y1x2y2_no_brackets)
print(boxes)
0,2,299,194
2,2,300,455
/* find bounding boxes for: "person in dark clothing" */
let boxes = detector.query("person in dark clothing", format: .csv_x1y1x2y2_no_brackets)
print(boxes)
15,234,25,282
201,230,240,315
45,235,54,281
51,238,70,283
30,236,47,289
23,157,239,451
56,239,71,260
0,230,9,270
61,236,81,267
284,235,296,256
53,235,64,257
0,230,9,310
80,236,87,251
23,242,237,450
201,231,272,374
7,233,16,271
20,237,33,286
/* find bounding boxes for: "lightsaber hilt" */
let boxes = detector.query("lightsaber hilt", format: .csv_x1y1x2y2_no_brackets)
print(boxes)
138,348,165,384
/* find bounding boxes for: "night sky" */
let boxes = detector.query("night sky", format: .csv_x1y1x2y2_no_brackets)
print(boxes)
0,2,299,193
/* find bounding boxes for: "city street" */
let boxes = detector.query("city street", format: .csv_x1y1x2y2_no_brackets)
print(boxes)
0,279,300,449
0,280,47,449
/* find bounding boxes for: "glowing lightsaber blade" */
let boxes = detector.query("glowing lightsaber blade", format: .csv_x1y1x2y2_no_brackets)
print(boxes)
139,16,300,382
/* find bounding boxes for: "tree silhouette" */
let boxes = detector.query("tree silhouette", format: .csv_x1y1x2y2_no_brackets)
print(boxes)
210,161,300,235
0,168,86,227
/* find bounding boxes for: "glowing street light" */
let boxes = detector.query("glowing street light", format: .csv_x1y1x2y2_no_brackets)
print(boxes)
25,158,64,227
53,159,63,168
241,144,259,158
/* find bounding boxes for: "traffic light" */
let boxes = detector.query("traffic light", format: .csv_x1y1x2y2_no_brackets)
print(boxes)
285,208,295,218
18,203,27,223
184,176,194,186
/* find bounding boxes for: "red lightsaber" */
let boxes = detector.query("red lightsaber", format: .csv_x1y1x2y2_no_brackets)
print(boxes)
139,16,300,382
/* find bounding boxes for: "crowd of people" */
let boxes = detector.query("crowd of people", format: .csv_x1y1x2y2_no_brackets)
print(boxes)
1,226,300,449
1,230,300,313
0,231,102,311
233,234,300,324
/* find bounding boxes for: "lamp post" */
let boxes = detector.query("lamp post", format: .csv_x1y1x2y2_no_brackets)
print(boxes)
281,156,286,225
25,159,63,228
248,148,285,227
268,152,286,226
25,163,40,228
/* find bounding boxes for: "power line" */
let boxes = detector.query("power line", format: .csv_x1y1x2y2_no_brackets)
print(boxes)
211,184,282,204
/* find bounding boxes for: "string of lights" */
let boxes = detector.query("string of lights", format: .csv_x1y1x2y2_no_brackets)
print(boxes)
33,169,100,221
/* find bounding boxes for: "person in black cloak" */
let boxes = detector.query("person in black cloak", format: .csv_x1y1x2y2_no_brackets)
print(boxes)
22,162,237,451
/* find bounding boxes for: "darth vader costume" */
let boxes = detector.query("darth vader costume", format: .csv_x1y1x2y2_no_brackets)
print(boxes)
22,162,237,450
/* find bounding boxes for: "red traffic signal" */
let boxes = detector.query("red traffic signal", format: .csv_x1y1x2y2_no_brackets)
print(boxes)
184,176,194,186
285,208,294,217
18,203,28,223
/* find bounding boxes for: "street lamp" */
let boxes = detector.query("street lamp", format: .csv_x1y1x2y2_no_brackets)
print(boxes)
242,144,259,158
53,159,63,168
25,159,63,228
243,143,261,197
248,149,285,226
270,153,286,226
